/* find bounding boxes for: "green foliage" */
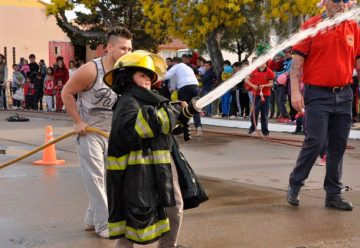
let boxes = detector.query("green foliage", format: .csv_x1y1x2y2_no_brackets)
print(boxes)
47,0,163,51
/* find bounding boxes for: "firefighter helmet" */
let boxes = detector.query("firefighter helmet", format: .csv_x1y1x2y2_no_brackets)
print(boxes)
103,50,167,87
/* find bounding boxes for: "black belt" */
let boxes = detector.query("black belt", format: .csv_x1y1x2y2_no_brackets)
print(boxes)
305,84,349,93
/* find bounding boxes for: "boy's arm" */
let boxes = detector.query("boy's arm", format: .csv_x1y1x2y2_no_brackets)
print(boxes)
244,77,258,90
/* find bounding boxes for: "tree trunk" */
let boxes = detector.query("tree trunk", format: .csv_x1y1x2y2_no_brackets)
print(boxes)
205,29,224,79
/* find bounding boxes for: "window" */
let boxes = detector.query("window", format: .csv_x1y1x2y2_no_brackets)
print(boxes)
55,46,60,55
12,47,16,65
3,47,7,63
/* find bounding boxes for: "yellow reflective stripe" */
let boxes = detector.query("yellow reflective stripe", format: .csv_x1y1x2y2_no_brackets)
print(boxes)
152,150,171,164
125,218,170,243
157,108,170,134
107,155,129,170
128,150,148,165
108,221,126,237
135,110,155,138
107,150,171,170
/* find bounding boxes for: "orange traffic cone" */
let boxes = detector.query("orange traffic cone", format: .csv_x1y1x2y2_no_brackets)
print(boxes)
33,126,65,166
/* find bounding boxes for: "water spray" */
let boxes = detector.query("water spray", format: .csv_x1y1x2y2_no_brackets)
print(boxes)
191,6,360,111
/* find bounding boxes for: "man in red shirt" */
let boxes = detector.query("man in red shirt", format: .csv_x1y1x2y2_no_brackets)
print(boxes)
245,63,275,136
287,0,360,211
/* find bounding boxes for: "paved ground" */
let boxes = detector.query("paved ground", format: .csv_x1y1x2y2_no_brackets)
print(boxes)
1,110,360,248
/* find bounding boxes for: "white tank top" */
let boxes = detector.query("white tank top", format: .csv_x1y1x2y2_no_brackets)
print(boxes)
77,57,118,132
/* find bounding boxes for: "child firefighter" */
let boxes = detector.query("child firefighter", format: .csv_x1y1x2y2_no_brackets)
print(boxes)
103,50,207,248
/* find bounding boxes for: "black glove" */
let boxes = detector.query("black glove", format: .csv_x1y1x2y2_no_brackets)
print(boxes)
182,121,192,141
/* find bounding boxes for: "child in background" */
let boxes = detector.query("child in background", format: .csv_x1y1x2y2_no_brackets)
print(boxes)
20,59,30,77
24,76,35,110
220,60,233,118
12,64,25,109
44,67,55,112
54,81,63,112
245,63,275,136
33,72,44,111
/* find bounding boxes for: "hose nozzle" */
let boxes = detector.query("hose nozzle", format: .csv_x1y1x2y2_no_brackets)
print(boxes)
183,97,202,117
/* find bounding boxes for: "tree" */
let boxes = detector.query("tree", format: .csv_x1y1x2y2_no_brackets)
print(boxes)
220,1,271,63
141,0,253,76
46,0,164,51
266,0,320,37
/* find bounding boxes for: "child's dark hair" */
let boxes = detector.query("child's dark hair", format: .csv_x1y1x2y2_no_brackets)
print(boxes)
173,57,182,63
223,60,231,66
111,67,153,94
56,56,64,62
47,67,54,75
232,62,241,68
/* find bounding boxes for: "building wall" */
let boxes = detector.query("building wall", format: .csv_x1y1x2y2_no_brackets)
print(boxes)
49,42,74,68
0,3,70,68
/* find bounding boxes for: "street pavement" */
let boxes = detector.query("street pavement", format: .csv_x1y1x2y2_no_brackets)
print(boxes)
1,110,360,248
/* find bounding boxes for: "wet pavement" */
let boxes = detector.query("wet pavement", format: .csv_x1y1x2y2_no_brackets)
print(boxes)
1,110,360,248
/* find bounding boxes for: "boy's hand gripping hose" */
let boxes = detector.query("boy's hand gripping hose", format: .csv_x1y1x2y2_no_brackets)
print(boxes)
177,97,202,141
0,127,109,170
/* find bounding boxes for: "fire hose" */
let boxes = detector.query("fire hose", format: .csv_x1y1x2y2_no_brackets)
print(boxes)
0,127,109,170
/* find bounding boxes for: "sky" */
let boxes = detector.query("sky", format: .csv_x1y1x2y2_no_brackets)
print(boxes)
40,0,90,20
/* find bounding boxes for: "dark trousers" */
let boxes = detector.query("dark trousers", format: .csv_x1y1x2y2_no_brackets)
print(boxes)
351,76,359,122
270,86,279,117
229,90,239,116
25,95,34,110
2,88,7,109
178,84,202,128
221,91,232,116
201,88,213,116
239,92,250,117
275,85,289,118
288,94,297,120
289,86,352,196
33,90,43,110
295,116,303,133
249,95,270,135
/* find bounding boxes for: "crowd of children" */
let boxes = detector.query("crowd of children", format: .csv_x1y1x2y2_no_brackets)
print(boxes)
1,53,80,112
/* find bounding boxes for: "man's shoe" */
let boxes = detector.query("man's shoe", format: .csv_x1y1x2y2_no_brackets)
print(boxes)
287,186,300,206
325,195,353,211
248,129,255,135
83,223,95,231
97,229,109,238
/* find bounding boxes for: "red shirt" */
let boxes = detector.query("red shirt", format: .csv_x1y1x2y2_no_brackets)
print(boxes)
24,82,34,96
293,15,360,87
267,58,284,72
54,84,63,97
44,79,54,96
53,67,69,85
249,67,275,96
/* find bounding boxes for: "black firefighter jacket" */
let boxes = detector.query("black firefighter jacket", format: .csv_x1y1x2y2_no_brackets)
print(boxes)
107,84,180,244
